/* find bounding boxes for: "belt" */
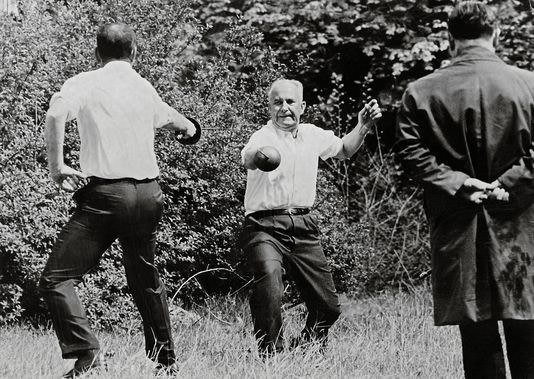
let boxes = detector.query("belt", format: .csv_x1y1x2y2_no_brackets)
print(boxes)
88,176,158,184
247,208,310,219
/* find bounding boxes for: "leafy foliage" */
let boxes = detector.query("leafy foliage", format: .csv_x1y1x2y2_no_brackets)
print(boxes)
0,0,284,325
195,0,534,292
195,0,534,110
0,284,23,325
2,0,534,326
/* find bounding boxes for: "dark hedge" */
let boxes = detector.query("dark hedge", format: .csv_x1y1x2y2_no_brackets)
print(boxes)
2,0,532,327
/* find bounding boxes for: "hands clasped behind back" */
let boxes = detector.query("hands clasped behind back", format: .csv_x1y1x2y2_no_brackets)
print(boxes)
458,177,509,204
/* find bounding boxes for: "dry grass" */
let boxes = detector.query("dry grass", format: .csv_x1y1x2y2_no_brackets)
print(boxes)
0,286,463,378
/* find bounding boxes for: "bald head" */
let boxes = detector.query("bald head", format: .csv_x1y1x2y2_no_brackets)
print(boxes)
96,23,136,62
268,79,304,103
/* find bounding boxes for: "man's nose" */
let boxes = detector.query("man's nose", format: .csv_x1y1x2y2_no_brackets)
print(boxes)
280,101,289,110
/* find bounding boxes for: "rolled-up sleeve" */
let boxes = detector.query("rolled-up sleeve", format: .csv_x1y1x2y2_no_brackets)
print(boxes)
315,127,343,161
152,90,176,129
241,131,261,165
49,76,84,122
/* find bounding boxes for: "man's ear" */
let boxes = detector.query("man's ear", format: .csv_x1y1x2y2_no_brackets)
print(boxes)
130,44,137,64
448,32,456,56
492,27,501,49
95,48,102,64
301,100,306,113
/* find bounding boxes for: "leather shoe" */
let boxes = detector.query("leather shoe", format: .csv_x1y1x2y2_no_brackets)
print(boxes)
288,334,328,353
155,362,179,376
62,349,104,378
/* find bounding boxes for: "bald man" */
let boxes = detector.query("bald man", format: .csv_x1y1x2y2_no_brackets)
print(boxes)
39,24,199,377
240,79,381,355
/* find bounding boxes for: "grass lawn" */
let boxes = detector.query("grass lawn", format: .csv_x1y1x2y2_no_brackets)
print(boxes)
0,286,464,378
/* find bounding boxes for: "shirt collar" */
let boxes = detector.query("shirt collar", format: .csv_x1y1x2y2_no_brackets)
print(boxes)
267,120,300,139
103,60,133,69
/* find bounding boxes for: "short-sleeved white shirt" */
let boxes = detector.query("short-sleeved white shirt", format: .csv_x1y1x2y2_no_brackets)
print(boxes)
241,121,343,215
49,60,175,179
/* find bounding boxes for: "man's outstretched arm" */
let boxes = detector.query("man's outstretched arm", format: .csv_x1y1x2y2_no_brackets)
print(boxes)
242,148,258,170
159,108,201,145
335,99,382,160
160,108,194,135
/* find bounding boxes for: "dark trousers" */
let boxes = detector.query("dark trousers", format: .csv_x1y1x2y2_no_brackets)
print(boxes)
459,319,534,379
240,213,341,353
39,179,175,365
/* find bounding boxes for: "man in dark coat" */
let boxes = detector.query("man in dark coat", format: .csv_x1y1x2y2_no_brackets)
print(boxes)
397,2,534,378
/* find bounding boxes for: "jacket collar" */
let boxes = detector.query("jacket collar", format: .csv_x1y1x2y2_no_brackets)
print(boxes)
451,45,504,65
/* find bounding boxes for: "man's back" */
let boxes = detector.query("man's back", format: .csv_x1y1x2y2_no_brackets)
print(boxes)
401,45,534,184
397,44,534,324
396,3,534,376
40,23,197,375
52,61,173,179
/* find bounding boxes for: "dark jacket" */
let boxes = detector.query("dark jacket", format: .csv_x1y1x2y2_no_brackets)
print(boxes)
397,45,534,325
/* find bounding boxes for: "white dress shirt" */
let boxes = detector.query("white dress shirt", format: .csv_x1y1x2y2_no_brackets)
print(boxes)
241,121,343,215
49,60,175,179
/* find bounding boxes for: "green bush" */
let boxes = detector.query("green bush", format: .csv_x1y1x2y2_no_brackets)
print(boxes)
0,0,284,325
193,0,534,294
0,284,24,325
3,0,531,327
0,0,372,327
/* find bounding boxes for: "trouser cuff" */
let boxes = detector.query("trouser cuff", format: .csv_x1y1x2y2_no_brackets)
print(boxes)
61,343,100,359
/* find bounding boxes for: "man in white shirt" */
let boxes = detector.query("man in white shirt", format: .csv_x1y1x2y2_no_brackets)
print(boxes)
240,79,381,355
38,24,198,377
